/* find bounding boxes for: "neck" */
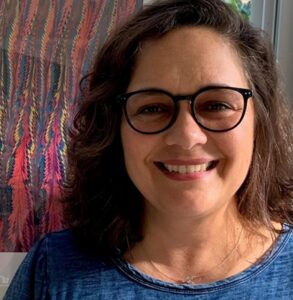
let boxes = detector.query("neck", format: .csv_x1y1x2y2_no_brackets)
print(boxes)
142,198,242,252
126,203,277,284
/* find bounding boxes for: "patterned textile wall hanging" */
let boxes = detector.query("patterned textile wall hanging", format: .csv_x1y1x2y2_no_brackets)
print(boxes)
0,0,142,252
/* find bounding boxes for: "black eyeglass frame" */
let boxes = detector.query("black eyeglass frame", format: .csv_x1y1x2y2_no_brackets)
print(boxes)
116,86,253,134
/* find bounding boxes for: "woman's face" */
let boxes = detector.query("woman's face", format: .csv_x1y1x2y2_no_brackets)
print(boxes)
120,27,255,221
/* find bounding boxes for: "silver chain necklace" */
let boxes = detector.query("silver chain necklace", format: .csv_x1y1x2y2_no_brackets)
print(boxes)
144,227,243,284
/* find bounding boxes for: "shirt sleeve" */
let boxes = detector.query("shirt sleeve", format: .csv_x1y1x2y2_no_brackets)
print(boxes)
3,237,48,300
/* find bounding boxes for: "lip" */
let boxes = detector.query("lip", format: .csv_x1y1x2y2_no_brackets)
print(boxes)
154,159,218,181
158,159,214,165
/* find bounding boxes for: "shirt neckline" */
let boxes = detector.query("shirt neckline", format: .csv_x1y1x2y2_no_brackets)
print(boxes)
114,224,292,294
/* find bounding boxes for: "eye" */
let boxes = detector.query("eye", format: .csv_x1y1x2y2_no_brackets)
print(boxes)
136,104,169,115
195,88,244,114
204,101,233,111
195,99,241,114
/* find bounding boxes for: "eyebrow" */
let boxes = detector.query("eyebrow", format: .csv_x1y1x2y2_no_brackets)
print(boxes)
127,83,234,96
128,83,232,93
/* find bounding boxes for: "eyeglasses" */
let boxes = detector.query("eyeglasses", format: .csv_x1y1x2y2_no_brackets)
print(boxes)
117,86,253,134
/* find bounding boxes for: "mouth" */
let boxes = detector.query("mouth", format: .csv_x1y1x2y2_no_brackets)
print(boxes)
155,161,218,175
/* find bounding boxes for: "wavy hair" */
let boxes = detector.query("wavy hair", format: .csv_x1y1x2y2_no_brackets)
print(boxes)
63,0,293,258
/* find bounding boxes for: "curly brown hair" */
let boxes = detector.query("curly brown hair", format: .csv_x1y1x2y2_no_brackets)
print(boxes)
63,0,293,258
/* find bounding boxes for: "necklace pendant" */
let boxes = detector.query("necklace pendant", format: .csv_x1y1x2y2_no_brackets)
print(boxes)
184,275,195,284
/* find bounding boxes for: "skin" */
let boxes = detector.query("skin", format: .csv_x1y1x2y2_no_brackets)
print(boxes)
120,27,272,283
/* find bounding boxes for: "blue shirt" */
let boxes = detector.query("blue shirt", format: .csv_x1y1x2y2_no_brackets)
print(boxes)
4,225,293,299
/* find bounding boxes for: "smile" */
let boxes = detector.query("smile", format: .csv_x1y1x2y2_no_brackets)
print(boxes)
155,161,218,177
163,162,213,174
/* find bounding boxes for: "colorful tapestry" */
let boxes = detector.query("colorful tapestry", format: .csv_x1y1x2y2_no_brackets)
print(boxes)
0,0,142,252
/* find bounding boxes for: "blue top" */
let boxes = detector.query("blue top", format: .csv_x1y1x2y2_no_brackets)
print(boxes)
4,225,293,300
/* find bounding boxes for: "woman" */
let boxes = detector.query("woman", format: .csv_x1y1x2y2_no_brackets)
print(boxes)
4,0,293,299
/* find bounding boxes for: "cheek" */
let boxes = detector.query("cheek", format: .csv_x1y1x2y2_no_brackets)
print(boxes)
121,121,149,178
121,120,162,201
121,122,137,171
219,109,255,176
121,133,153,201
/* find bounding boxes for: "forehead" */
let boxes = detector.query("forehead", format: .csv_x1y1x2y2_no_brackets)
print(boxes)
128,26,248,93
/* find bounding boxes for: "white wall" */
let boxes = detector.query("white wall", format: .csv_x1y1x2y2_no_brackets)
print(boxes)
275,0,293,100
252,0,293,100
0,253,26,298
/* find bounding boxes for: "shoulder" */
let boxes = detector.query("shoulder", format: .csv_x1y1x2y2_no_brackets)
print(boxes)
38,229,112,279
44,229,83,259
274,224,293,265
27,229,94,270
247,225,293,296
4,229,113,299
260,224,293,273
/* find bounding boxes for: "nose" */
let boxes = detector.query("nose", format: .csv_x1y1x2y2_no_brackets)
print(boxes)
164,102,208,150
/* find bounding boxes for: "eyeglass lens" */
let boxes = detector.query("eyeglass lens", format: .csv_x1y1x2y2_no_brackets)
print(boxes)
125,88,245,133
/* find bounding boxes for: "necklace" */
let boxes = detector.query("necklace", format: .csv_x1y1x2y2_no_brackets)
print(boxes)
143,227,243,284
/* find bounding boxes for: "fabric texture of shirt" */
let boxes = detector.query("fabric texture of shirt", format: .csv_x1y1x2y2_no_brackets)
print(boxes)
4,225,293,300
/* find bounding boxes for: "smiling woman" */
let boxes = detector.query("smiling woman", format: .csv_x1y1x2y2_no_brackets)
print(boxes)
121,26,255,223
4,0,293,299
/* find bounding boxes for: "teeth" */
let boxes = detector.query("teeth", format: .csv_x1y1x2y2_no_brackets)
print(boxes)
164,163,212,174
